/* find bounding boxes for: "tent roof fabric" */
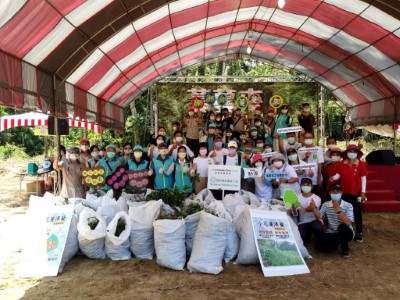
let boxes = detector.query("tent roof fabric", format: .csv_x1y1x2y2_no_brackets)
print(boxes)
1,0,400,126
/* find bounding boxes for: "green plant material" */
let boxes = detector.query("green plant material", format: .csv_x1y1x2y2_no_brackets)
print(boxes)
182,202,203,218
115,218,126,237
145,187,186,211
87,217,99,230
0,144,29,160
190,172,201,183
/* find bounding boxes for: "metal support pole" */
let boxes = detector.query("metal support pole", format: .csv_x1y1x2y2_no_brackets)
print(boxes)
318,84,326,149
394,96,398,155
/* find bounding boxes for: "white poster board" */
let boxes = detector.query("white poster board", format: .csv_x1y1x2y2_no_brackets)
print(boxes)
277,126,302,134
16,204,74,277
250,209,310,277
243,167,262,179
291,163,317,170
207,165,241,191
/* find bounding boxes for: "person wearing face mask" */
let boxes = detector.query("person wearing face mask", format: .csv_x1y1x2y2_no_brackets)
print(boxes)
79,138,91,163
96,144,122,191
222,141,243,166
87,145,101,168
249,127,260,144
192,143,214,194
222,128,235,147
168,131,194,160
204,123,217,152
323,136,338,165
148,134,165,159
172,121,181,134
298,131,324,199
174,146,192,193
206,112,216,131
265,107,276,131
183,107,203,156
209,136,229,165
330,144,367,243
127,145,149,171
311,184,354,258
262,143,275,166
251,153,273,201
272,104,292,151
151,143,175,190
297,103,316,137
323,147,342,196
53,147,84,199
277,131,302,155
232,108,247,138
220,108,233,132
214,113,223,132
157,127,170,146
286,148,312,181
121,142,134,162
292,178,323,245
254,138,265,154
265,153,300,198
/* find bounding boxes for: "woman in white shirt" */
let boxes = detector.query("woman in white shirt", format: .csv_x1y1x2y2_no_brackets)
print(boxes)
192,142,214,194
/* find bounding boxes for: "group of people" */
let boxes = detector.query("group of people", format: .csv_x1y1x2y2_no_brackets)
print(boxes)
54,102,367,259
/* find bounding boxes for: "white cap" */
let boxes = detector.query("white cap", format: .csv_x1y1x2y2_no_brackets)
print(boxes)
228,141,238,148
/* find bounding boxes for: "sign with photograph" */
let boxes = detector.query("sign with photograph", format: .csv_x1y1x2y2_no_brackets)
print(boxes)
250,209,310,277
207,165,241,191
17,205,74,277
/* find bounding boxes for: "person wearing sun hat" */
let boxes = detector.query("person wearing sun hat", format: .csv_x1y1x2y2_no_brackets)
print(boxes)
250,153,273,201
264,152,300,198
330,144,367,243
323,146,342,195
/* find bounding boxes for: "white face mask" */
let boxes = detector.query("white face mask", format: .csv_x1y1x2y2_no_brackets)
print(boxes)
156,139,164,145
255,162,263,168
226,133,232,137
188,111,194,116
199,149,207,156
331,155,341,162
69,154,79,161
158,131,166,136
251,131,258,137
264,148,272,153
304,138,313,145
347,152,358,160
255,111,261,115
267,113,274,117
228,148,237,155
134,152,142,159
256,143,264,148
91,151,99,158
210,116,215,120
273,161,283,168
209,129,216,134
99,151,104,157
160,149,168,155
281,109,288,114
327,144,336,149
124,149,132,154
255,122,261,126
214,141,223,148
81,145,89,151
178,153,187,159
303,108,310,112
175,137,183,143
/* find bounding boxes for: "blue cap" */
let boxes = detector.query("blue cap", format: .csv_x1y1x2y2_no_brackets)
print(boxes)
106,144,117,150
133,145,144,152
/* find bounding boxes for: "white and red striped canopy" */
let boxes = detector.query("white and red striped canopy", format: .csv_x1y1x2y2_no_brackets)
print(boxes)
1,0,400,126
0,112,101,134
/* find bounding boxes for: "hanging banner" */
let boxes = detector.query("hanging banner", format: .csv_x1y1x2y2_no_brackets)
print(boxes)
207,165,241,191
16,205,74,277
243,167,262,179
250,209,310,277
34,126,49,136
276,126,303,134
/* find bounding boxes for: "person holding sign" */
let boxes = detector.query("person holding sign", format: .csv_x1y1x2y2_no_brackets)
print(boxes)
286,148,313,182
297,131,324,199
168,131,195,160
209,136,229,165
310,184,354,258
96,144,122,191
292,178,323,245
251,154,273,201
151,142,175,190
277,131,302,156
272,104,292,151
192,143,214,194
174,146,192,194
127,145,150,172
264,153,300,198
53,147,84,199
87,145,101,168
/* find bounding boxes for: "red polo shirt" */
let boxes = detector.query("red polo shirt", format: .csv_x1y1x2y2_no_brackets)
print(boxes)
324,162,341,192
338,159,368,196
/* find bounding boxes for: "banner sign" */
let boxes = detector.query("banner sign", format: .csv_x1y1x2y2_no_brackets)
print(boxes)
297,147,319,153
207,165,241,191
81,167,105,188
17,204,74,277
127,170,150,191
243,167,262,179
277,126,303,134
250,209,310,277
263,171,289,179
262,151,278,158
291,163,317,170
34,126,49,136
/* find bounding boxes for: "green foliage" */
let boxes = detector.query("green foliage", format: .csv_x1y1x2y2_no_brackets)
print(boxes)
145,187,186,210
0,144,29,160
182,202,203,218
1,127,44,156
257,239,303,267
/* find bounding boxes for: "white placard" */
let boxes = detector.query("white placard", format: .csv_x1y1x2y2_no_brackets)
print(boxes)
207,165,241,191
262,151,278,158
297,147,319,153
16,205,74,277
277,126,303,134
250,209,310,277
243,167,262,179
291,163,317,170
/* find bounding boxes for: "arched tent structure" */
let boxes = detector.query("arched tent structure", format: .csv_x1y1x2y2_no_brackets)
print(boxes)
0,0,399,128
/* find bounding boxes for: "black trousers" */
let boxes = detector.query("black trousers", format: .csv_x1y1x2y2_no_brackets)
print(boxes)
186,138,199,156
298,220,324,245
315,224,354,252
342,193,363,233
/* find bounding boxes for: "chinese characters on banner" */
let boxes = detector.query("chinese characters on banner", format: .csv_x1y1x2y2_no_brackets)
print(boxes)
207,165,241,191
17,205,74,277
249,209,310,277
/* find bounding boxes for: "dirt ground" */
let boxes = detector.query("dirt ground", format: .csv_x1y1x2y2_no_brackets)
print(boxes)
0,161,400,300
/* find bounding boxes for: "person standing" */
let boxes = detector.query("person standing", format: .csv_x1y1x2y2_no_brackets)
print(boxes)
53,147,84,199
174,146,192,193
297,103,316,136
272,104,292,151
331,144,367,242
96,144,122,191
183,107,203,156
151,143,175,190
192,143,214,194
